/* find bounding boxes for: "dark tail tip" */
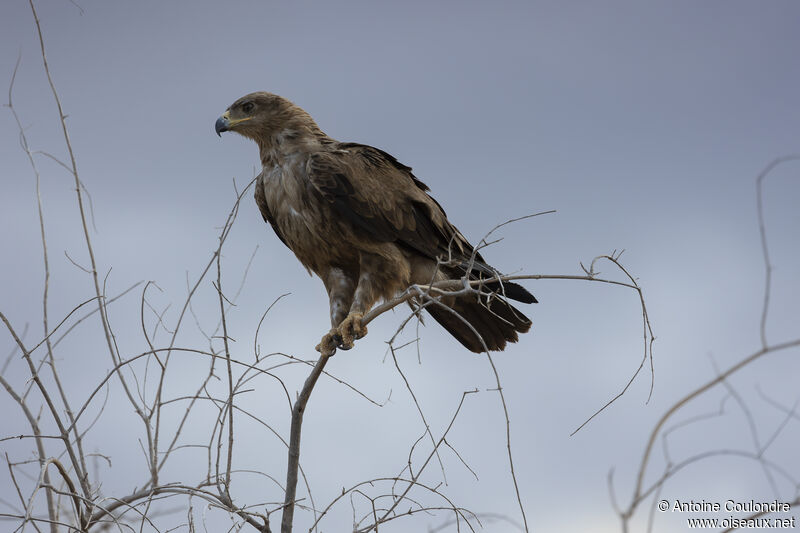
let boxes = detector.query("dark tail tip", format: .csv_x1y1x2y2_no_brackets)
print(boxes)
487,281,537,304
427,296,532,353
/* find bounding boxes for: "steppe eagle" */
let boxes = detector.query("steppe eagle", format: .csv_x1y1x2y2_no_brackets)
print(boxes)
215,92,535,355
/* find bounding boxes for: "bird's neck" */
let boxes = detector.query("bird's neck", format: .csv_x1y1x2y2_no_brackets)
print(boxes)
258,125,329,167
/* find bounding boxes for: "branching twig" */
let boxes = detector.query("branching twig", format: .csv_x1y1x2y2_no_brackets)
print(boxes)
618,156,800,531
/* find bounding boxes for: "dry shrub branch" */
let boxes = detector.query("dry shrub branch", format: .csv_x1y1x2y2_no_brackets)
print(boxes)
1,3,660,532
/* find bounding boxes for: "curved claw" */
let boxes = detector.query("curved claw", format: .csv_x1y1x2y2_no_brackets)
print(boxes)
329,332,351,350
338,312,367,349
315,329,339,357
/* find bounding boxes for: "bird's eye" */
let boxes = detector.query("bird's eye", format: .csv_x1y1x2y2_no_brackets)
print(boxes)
242,102,254,113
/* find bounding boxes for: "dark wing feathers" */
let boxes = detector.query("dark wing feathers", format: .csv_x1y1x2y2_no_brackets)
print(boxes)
306,144,536,305
306,147,454,261
338,142,428,191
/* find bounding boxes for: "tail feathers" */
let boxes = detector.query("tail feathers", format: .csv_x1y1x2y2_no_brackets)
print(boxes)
484,280,537,304
427,295,532,353
455,260,537,304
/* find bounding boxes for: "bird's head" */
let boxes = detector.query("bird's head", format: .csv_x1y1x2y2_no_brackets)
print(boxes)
215,92,321,143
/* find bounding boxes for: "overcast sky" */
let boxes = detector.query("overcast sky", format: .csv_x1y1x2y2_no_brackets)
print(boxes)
1,1,799,532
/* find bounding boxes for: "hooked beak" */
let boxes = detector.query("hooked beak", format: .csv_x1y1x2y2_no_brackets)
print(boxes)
215,114,229,137
215,110,253,137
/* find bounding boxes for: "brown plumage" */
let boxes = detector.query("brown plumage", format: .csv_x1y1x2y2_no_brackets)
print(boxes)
215,92,536,355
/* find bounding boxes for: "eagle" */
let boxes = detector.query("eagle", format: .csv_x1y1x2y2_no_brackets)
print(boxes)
215,92,535,355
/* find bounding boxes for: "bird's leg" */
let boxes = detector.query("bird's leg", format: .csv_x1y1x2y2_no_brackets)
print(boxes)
336,253,382,349
316,268,356,356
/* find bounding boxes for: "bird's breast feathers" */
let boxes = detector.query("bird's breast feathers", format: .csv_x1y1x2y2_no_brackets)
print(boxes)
259,153,356,271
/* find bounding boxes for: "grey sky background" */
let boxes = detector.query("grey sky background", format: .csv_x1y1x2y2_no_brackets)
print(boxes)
1,1,799,531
